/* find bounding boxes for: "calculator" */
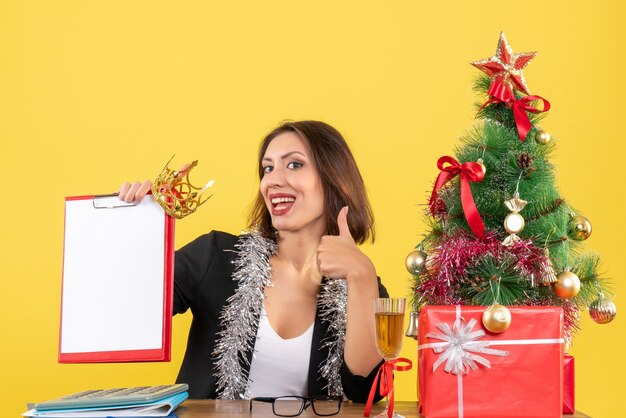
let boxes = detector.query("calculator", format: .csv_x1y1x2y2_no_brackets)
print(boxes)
34,384,189,411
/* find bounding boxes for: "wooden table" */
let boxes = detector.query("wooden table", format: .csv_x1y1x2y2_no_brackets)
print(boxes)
175,400,591,417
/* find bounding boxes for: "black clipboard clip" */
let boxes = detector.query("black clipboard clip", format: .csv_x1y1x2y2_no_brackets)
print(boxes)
92,193,139,209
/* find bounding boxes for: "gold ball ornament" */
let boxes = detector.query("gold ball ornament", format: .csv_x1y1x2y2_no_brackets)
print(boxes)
504,212,525,234
535,130,551,145
477,158,487,176
553,271,581,299
425,250,440,276
569,215,592,241
482,304,512,333
589,296,617,324
405,249,428,275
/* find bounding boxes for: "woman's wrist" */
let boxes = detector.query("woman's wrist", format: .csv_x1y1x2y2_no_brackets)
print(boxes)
345,256,377,284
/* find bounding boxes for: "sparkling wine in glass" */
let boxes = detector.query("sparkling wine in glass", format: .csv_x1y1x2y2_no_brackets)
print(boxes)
374,298,406,418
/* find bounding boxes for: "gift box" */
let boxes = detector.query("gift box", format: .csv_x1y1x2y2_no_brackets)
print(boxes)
418,305,564,418
563,354,575,414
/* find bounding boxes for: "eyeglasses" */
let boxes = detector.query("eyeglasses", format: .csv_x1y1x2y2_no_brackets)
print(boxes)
249,396,343,417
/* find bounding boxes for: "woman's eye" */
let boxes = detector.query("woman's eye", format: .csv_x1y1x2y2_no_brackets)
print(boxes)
262,166,273,174
287,161,303,170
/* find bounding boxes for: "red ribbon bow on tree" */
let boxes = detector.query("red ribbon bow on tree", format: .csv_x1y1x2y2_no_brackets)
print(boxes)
482,81,551,142
429,156,485,238
364,358,412,418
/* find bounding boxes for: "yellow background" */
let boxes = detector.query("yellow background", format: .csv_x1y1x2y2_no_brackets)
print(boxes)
2,1,624,416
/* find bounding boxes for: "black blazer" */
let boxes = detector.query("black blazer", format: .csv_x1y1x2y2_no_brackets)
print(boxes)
173,231,388,402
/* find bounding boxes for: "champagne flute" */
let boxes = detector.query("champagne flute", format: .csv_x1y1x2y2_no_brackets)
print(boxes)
374,298,406,418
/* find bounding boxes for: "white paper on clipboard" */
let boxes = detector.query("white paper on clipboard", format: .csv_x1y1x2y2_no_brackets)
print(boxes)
60,194,174,362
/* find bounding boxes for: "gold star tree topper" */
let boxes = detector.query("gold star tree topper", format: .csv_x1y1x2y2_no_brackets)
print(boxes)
471,32,537,95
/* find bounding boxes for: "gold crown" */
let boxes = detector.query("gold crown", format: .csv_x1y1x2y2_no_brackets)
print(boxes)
151,156,214,219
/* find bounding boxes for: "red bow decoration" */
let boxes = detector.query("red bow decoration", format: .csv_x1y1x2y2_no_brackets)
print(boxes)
482,80,551,142
429,156,485,238
364,358,412,418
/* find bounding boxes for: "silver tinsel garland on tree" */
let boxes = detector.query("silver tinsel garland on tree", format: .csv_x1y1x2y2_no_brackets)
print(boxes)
212,231,348,399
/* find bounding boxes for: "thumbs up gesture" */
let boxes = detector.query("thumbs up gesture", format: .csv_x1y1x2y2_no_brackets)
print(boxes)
317,206,376,281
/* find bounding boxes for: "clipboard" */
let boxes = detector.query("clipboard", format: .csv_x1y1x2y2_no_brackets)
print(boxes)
59,193,175,363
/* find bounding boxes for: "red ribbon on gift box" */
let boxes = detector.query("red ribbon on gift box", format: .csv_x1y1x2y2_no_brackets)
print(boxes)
364,358,412,418
428,156,485,238
480,80,551,142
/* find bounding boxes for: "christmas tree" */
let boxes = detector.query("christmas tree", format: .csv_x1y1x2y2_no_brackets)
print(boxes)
406,32,616,345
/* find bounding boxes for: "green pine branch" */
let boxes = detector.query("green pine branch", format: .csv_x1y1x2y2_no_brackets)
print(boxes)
462,255,528,305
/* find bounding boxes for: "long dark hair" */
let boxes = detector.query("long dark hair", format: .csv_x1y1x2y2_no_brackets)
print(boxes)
248,120,375,244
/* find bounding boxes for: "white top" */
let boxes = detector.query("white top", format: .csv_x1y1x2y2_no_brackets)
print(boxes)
247,308,315,398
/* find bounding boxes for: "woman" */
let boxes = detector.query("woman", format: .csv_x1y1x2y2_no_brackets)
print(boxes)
119,121,387,402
